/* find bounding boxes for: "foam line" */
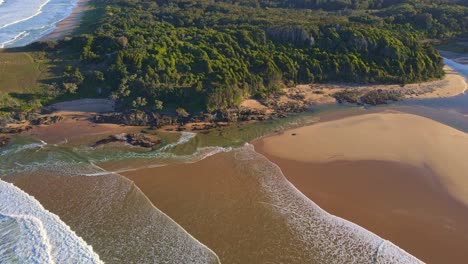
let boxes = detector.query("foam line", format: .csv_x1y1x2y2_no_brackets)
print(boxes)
0,180,103,263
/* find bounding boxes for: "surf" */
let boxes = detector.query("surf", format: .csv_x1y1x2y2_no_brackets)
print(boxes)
0,179,103,263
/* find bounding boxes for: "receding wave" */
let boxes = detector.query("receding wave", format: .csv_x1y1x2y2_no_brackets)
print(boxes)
0,179,102,263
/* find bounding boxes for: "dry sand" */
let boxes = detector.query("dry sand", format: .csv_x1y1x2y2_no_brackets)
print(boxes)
26,99,140,144
41,0,90,41
253,111,468,263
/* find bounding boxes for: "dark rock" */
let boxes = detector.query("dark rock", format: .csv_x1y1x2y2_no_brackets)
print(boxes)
0,136,10,148
92,133,161,149
30,115,64,125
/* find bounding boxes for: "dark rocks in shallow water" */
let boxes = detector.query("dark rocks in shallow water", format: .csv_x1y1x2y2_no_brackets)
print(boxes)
92,133,161,149
0,136,10,148
126,133,161,148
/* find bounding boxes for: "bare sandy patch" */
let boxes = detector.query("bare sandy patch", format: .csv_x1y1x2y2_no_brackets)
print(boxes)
49,98,115,113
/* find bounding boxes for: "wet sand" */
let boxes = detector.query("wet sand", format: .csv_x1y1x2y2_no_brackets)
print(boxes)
119,147,421,264
253,111,468,263
41,0,90,41
4,172,220,263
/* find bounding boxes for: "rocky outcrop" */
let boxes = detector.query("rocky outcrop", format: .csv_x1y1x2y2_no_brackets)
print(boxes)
0,126,32,134
92,133,161,149
332,89,403,105
30,115,64,125
93,108,272,128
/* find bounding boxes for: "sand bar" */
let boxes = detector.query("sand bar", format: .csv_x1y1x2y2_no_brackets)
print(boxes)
255,112,468,206
254,111,468,263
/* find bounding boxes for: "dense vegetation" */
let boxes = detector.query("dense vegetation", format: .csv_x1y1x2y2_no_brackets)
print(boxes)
21,0,468,111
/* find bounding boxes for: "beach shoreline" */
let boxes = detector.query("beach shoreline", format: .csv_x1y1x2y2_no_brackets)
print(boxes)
41,0,90,41
252,111,468,263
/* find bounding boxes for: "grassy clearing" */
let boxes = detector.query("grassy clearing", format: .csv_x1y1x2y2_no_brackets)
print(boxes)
0,51,47,95
0,50,53,113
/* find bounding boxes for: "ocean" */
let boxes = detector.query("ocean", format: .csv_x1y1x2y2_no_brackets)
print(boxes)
0,0,77,48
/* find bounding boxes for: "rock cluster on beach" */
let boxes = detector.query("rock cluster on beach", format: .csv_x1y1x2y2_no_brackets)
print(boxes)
92,107,274,129
92,133,161,149
0,111,64,134
332,89,404,105
0,136,10,148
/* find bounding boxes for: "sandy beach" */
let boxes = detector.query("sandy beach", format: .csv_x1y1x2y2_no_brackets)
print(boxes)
23,99,142,145
117,146,421,264
41,0,90,41
253,111,468,263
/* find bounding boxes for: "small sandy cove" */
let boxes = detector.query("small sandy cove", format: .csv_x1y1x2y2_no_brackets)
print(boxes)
26,99,140,144
255,111,468,206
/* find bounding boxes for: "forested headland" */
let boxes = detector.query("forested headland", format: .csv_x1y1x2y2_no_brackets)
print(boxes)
7,0,468,112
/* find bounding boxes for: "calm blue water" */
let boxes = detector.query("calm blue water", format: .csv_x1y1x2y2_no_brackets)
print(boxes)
0,0,77,48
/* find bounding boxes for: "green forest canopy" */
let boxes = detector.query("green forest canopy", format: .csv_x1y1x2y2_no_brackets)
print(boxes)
30,0,468,111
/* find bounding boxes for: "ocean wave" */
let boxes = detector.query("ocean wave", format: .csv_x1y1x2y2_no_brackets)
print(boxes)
4,165,221,263
0,31,30,48
0,0,78,48
0,179,102,263
0,0,52,30
159,132,197,151
0,214,53,263
233,144,423,263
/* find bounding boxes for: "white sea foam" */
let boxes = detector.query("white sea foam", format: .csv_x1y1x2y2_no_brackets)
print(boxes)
234,144,423,263
0,31,30,48
0,180,102,263
159,132,197,151
0,0,78,48
0,0,52,30
0,214,54,263
0,140,47,157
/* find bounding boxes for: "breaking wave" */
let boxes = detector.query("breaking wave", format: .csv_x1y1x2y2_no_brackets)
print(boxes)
0,180,102,263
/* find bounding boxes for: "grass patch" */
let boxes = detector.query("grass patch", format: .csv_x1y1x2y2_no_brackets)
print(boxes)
0,51,47,95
